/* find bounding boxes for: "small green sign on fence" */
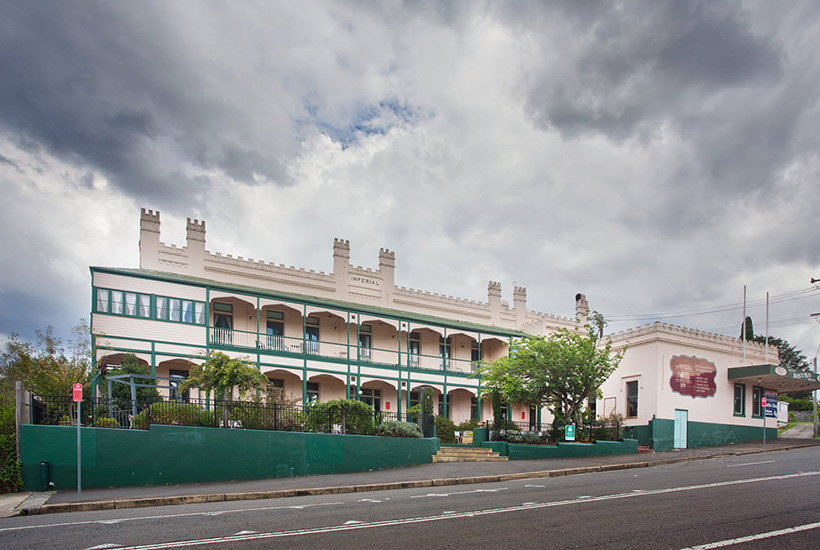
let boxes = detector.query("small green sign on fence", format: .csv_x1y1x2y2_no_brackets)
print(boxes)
565,424,576,441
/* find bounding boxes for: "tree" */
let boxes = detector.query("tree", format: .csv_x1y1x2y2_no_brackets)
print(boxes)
102,353,160,404
478,324,625,426
178,351,266,400
0,321,93,397
740,316,810,372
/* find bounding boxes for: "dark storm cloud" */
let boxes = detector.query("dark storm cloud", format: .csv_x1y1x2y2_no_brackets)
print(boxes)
0,1,295,205
520,1,782,140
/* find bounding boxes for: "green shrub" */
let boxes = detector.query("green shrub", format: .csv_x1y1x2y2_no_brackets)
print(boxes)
0,433,23,493
94,417,120,428
434,415,456,444
375,420,423,438
507,430,524,443
520,431,541,444
0,399,23,493
131,402,214,430
305,399,375,434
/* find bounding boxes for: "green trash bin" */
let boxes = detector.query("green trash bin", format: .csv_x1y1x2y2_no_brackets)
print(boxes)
40,461,49,492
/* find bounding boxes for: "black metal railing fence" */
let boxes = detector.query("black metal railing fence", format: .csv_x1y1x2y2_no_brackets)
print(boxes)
30,395,418,435
487,417,622,444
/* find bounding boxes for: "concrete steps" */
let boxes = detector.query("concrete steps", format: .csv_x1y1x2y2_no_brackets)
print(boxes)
637,445,654,454
433,446,508,462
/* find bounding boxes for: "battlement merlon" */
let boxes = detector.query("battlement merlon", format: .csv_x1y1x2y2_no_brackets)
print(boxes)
379,248,396,267
139,208,161,270
140,208,161,232
186,218,206,243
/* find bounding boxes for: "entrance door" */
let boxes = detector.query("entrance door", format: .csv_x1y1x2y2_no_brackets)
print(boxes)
674,409,688,449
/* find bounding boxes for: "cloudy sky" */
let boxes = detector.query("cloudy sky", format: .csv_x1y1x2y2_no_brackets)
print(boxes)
2,1,819,362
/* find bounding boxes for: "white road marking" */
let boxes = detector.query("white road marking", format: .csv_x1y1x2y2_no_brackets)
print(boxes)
0,501,345,533
725,460,776,468
344,520,363,524
679,521,820,549
410,487,509,499
89,471,820,550
85,544,123,550
524,484,544,488
231,531,257,536
358,498,382,503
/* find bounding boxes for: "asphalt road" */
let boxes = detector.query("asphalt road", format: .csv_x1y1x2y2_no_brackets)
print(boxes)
2,446,819,549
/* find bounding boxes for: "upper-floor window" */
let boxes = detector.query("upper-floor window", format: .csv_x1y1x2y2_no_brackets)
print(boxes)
95,287,206,325
359,324,372,360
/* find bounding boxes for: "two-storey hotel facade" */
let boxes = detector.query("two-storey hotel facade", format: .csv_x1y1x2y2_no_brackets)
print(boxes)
90,209,583,427
90,209,820,447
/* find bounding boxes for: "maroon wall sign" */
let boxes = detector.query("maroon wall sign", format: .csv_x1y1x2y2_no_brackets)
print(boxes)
670,355,717,398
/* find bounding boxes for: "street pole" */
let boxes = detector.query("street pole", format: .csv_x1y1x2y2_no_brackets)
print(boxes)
77,399,81,501
814,357,818,439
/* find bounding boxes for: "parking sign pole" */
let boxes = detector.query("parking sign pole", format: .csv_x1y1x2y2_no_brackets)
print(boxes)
73,383,83,501
762,396,766,450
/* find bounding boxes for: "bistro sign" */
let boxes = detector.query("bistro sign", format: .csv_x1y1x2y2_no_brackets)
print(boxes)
670,355,717,398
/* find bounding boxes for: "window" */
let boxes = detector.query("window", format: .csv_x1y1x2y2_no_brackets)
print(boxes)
471,343,481,363
734,384,746,416
267,378,284,401
626,380,638,417
125,293,138,316
111,291,123,314
139,294,151,318
181,300,194,323
169,298,181,321
304,325,319,354
96,289,109,312
440,336,451,368
94,287,205,324
752,386,763,417
306,382,319,403
359,325,372,361
470,396,478,420
361,388,381,411
408,332,420,367
156,297,168,320
266,312,285,351
169,370,189,402
213,303,233,345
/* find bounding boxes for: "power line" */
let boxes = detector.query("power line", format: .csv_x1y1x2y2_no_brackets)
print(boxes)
607,286,819,323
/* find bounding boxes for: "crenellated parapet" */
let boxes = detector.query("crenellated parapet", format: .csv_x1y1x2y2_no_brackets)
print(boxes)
137,208,583,332
609,321,777,360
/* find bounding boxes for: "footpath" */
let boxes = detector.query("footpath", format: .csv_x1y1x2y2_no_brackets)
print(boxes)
3,437,819,517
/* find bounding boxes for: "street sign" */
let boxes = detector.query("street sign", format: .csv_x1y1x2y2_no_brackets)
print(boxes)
762,397,766,407
72,383,83,402
565,424,576,441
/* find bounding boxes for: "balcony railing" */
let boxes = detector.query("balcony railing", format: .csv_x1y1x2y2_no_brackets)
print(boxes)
208,327,485,374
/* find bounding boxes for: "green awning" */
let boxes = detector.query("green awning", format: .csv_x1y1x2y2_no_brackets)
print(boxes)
728,364,820,392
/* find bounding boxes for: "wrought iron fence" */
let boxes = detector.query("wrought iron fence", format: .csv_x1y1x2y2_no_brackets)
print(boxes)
487,417,622,444
29,395,418,435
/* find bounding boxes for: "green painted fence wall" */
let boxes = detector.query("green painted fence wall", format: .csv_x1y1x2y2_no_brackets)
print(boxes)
20,424,438,491
628,417,778,451
480,439,638,460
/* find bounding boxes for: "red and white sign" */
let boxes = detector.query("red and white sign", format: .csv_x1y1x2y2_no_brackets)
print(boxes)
762,397,767,407
73,383,83,402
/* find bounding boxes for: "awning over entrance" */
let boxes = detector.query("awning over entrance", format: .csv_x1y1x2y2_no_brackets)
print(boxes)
728,364,820,393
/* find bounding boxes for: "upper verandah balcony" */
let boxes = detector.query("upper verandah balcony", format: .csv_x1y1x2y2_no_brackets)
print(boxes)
90,267,517,377
207,294,509,376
